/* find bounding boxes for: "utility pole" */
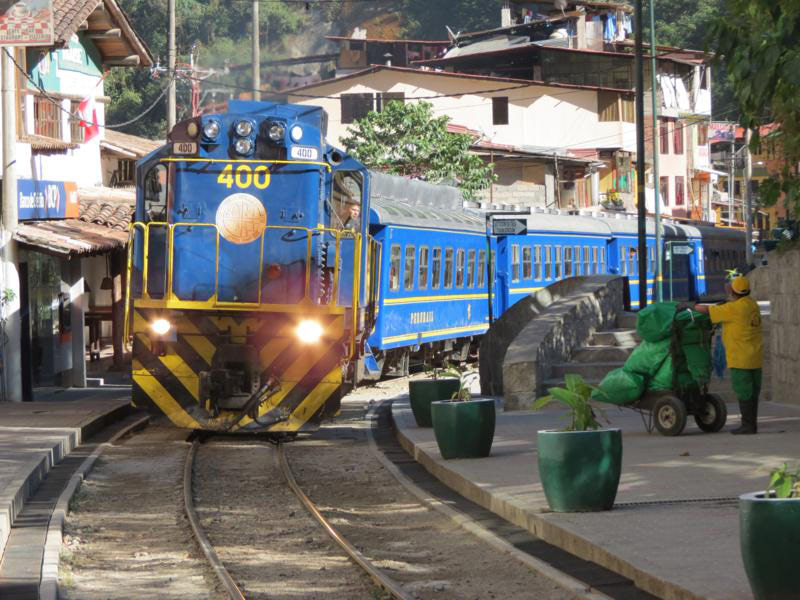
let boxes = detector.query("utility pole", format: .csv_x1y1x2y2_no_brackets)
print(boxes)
728,123,735,226
648,0,663,302
252,0,260,101
744,127,753,264
167,0,176,131
634,0,647,310
1,48,22,402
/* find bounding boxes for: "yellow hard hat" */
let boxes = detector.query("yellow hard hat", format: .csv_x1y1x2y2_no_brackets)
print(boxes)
731,276,750,295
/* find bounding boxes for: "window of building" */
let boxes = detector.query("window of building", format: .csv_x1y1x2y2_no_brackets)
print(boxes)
466,249,476,287
698,123,708,146
534,245,542,280
376,92,405,112
674,121,684,154
431,247,442,290
492,97,509,125
675,176,685,206
69,100,85,144
418,246,429,290
564,246,573,277
522,247,532,279
598,91,620,122
659,118,670,154
456,248,465,287
620,96,635,123
389,245,401,291
477,250,486,288
404,246,416,291
444,248,454,288
555,246,562,279
341,93,374,124
511,244,520,282
34,94,62,140
660,176,670,207
545,246,552,279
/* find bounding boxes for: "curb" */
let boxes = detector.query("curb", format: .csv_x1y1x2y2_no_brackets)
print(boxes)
39,414,150,600
365,402,611,600
391,401,697,600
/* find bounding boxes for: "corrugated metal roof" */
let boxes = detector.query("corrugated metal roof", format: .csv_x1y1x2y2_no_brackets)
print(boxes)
370,197,485,232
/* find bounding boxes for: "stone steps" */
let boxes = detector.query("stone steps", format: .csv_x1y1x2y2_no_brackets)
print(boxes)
550,361,626,380
591,329,640,347
571,345,632,363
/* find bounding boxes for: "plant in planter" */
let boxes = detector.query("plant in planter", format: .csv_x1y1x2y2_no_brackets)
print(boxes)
532,374,622,512
740,464,800,600
430,368,496,460
407,367,462,428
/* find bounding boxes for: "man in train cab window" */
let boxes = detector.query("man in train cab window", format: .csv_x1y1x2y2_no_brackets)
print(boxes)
331,173,362,231
692,276,763,434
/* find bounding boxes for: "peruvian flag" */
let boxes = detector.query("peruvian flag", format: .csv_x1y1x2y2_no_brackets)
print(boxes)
78,96,100,142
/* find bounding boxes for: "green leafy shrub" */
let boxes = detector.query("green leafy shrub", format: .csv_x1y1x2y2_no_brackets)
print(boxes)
533,374,609,431
767,464,800,499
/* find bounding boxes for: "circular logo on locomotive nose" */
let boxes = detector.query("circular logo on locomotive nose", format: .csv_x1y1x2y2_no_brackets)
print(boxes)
216,193,267,244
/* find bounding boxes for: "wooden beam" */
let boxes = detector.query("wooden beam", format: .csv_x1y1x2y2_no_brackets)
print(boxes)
87,28,122,40
104,55,141,66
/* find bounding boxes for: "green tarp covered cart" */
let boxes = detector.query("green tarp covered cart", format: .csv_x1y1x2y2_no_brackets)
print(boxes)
591,302,726,436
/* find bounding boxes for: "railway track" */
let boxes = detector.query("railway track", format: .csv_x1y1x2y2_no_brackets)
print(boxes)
183,436,413,600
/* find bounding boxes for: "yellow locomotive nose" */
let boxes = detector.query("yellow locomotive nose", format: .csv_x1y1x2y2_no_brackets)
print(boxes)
296,319,323,344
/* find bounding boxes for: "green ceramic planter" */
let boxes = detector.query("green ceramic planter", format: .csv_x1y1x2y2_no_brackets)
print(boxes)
408,379,460,427
537,429,622,512
430,398,495,459
739,492,800,600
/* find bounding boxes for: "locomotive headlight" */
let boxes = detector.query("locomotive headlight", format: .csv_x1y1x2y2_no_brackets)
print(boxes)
202,120,220,141
235,119,254,137
296,319,323,344
151,318,172,336
290,125,303,142
234,138,254,155
267,122,286,143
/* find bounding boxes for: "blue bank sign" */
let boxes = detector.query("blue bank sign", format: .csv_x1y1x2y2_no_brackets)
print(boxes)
18,179,79,220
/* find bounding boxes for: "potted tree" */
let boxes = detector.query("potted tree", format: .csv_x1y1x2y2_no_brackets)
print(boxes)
408,369,461,428
740,464,800,600
430,369,495,459
533,374,622,512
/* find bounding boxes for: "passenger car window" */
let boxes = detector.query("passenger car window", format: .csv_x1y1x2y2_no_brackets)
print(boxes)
564,246,573,277
522,247,532,279
418,247,429,290
511,245,520,283
466,249,476,287
404,246,415,291
545,246,552,279
534,246,542,280
389,245,401,291
477,250,486,288
456,249,465,287
444,248,454,289
431,248,442,290
555,246,562,279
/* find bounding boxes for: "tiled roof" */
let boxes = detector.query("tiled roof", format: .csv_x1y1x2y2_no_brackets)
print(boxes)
78,187,135,231
13,219,128,256
101,130,163,158
54,0,102,44
20,134,78,153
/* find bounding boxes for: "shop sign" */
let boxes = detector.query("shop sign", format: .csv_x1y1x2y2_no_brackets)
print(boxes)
0,0,54,46
18,179,79,220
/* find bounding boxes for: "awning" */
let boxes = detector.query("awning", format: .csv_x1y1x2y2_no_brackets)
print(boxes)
694,166,729,177
13,219,129,256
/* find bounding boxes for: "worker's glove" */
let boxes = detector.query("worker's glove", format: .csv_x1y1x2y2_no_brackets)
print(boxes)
676,301,696,312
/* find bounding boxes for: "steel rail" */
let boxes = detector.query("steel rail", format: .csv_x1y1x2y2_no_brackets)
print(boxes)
183,439,246,600
276,443,415,600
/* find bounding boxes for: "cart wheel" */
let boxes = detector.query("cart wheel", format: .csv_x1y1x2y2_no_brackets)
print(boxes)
653,395,687,436
694,393,728,433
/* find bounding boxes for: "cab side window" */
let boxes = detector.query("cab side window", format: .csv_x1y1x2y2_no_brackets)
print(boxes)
144,164,168,222
331,171,363,231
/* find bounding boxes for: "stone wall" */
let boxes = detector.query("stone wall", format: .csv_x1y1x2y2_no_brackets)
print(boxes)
746,264,770,301
479,276,626,410
769,248,800,406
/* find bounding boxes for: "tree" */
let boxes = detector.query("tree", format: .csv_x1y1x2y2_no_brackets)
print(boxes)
710,0,800,217
340,101,495,201
401,0,503,40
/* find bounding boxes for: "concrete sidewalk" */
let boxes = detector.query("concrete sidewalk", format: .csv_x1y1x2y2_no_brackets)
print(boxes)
393,395,800,600
0,388,131,562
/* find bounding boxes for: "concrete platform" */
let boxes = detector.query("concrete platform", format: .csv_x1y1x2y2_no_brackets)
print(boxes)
393,394,800,600
0,389,131,563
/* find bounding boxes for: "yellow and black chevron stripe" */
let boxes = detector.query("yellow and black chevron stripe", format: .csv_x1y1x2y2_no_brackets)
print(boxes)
132,307,348,433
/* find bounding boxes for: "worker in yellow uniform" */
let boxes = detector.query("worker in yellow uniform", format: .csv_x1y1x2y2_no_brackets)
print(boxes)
693,276,763,434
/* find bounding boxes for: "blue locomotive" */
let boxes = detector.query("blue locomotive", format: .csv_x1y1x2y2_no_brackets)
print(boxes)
127,101,746,433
